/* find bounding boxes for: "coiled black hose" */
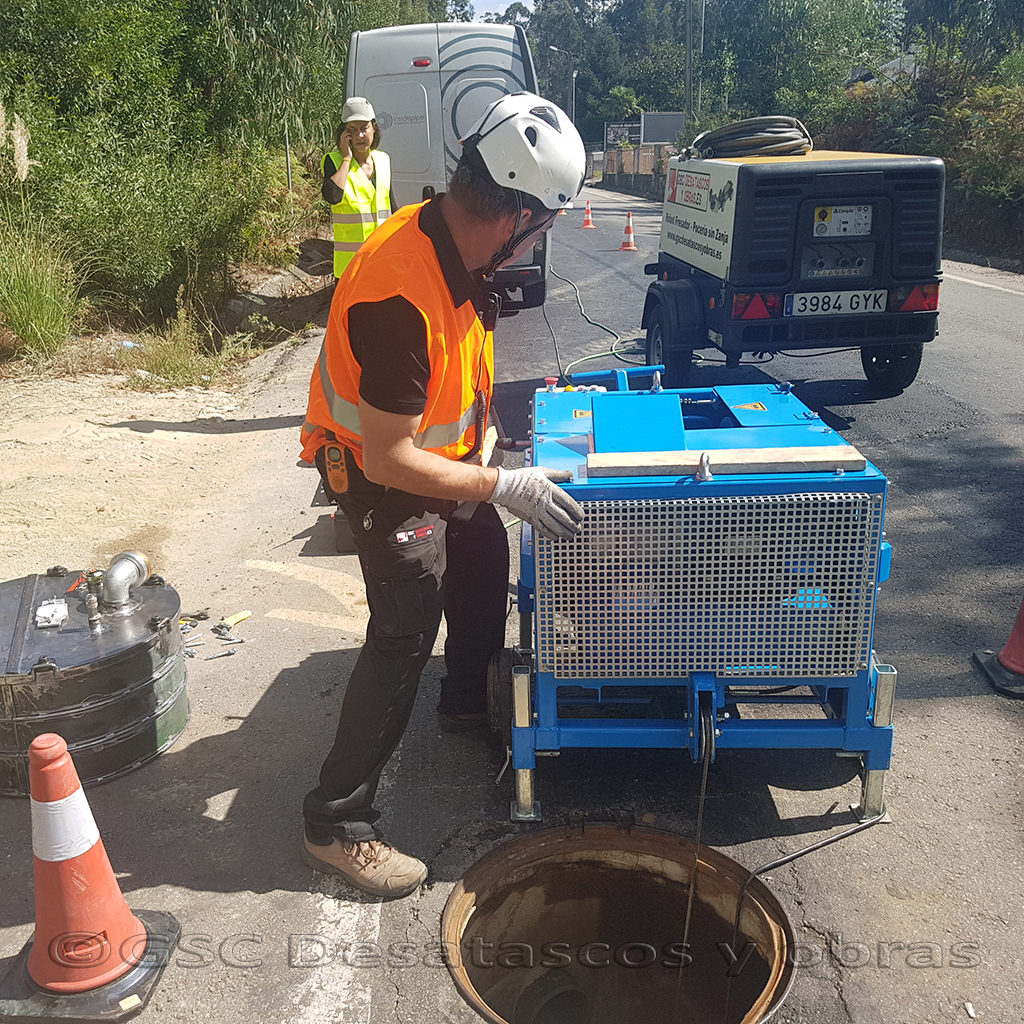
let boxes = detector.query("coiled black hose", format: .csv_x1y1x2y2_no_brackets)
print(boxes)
686,116,813,159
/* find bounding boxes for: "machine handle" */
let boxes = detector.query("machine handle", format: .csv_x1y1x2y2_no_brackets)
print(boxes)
570,365,664,390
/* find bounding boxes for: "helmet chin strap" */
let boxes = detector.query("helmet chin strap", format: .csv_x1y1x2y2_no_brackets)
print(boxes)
482,190,525,278
482,196,559,279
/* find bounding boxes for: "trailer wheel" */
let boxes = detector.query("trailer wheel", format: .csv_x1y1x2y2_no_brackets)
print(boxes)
861,343,923,392
487,648,514,749
646,302,693,388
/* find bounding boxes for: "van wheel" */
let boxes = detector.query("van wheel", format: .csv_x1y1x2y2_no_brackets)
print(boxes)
521,281,546,308
646,302,693,388
861,343,923,392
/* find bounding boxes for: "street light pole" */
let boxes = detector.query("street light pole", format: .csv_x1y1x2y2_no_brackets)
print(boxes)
549,45,577,124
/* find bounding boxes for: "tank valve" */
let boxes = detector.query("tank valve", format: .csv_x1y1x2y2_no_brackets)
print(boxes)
86,592,103,634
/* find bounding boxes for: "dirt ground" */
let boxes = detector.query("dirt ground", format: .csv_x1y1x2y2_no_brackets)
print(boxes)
0,257,333,583
1,366,280,582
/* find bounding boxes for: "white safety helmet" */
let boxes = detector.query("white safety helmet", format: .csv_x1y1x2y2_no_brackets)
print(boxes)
461,92,585,210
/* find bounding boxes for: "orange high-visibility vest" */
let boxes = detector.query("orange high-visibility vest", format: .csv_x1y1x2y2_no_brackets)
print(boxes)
301,202,492,469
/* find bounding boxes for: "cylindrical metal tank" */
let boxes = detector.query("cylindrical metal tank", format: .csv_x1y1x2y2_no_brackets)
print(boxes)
0,555,190,797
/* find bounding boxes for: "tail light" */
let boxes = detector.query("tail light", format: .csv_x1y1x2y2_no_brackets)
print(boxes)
731,292,783,319
892,282,939,312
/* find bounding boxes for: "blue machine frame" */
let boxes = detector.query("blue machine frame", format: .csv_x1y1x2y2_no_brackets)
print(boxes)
498,367,897,822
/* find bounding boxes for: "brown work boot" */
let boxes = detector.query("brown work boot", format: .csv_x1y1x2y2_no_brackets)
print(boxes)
301,835,427,898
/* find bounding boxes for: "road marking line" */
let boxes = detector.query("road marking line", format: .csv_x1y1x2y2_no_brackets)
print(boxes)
289,896,381,1024
943,272,1024,296
245,560,369,632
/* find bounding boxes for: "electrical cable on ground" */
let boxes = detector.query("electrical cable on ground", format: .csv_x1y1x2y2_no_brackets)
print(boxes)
547,266,646,382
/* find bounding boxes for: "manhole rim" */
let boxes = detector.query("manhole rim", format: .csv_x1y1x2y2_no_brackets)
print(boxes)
441,823,796,1024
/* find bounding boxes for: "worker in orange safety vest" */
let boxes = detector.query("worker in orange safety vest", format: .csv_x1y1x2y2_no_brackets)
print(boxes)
299,92,586,899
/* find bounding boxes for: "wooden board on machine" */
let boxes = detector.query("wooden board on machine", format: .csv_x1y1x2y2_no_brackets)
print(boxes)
586,445,867,477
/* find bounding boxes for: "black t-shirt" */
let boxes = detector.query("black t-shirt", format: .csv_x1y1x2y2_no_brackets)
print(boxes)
348,197,484,416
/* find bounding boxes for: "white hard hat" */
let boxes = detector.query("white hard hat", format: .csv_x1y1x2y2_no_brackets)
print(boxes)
461,92,585,210
342,97,375,123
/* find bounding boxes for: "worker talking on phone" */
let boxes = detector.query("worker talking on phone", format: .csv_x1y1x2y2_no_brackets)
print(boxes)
321,96,397,280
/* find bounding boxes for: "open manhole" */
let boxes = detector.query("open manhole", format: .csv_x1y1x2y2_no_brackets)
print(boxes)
443,824,795,1024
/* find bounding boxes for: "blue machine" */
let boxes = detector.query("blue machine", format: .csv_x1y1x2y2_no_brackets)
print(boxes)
491,367,897,822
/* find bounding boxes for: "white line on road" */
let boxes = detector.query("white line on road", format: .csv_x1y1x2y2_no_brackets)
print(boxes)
288,895,381,1024
943,272,1024,296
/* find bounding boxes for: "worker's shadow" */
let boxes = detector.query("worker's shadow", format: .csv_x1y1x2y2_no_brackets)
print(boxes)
0,644,876,931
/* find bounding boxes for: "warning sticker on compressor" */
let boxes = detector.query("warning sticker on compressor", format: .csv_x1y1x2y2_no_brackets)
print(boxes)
813,205,873,237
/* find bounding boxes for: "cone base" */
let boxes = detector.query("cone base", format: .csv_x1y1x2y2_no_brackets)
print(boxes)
0,910,180,1024
972,650,1024,698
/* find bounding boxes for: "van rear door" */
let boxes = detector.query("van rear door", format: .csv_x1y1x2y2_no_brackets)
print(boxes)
348,24,443,208
349,24,536,208
437,25,536,183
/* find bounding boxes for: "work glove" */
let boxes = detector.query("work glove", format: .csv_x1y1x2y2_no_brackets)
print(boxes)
488,466,585,541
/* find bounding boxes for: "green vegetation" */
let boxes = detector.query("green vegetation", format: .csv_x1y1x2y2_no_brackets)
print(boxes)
0,0,1021,374
0,208,83,360
514,0,1024,261
0,0,454,370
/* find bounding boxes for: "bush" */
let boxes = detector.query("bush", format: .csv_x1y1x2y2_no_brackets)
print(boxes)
51,136,271,318
0,207,83,359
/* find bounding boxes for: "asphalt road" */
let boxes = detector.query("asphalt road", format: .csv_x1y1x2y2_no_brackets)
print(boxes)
2,185,1023,1024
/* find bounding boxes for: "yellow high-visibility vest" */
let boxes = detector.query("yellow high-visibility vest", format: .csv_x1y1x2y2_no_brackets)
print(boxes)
322,149,392,278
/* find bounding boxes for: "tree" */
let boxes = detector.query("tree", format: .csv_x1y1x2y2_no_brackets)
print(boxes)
445,0,476,21
599,84,642,118
483,2,531,26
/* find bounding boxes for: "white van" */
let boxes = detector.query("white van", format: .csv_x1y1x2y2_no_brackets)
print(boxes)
346,23,549,309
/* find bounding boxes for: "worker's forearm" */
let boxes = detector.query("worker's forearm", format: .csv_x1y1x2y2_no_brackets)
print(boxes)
363,444,499,501
330,159,350,188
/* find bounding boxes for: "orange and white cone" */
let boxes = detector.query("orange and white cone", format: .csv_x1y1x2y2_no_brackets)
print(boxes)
974,597,1024,698
556,205,567,216
0,733,180,1020
618,212,639,251
581,200,595,228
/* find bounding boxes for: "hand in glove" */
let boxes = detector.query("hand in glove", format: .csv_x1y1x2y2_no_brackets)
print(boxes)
488,466,585,540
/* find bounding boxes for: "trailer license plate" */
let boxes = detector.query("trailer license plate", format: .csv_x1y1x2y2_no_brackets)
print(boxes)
784,289,887,316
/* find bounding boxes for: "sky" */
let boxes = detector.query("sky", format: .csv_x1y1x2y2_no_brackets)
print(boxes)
468,0,530,21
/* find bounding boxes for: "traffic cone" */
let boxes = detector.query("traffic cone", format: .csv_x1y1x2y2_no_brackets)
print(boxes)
556,206,567,216
581,200,595,228
0,733,181,1021
618,212,639,251
974,597,1024,697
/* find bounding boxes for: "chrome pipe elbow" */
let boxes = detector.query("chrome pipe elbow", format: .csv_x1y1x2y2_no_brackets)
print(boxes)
101,551,150,607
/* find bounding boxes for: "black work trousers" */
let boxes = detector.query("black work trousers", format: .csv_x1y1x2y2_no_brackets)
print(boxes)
303,448,509,843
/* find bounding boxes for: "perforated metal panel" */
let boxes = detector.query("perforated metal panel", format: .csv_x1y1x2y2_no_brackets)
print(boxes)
536,493,883,679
